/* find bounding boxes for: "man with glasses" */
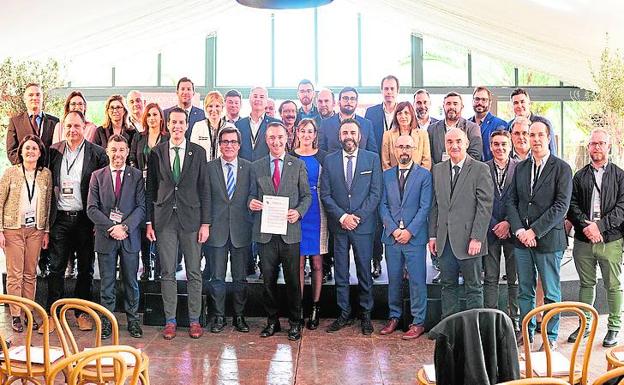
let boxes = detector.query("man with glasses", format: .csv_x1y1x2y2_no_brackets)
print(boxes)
297,79,320,127
206,126,253,334
567,129,624,347
469,86,507,161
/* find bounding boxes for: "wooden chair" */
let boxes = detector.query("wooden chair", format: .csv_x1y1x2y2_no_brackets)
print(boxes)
499,378,571,384
592,366,624,385
521,301,598,385
46,345,144,385
606,346,624,370
0,294,61,385
50,298,150,384
416,367,435,385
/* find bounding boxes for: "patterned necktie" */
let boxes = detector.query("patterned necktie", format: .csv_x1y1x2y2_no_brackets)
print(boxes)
172,147,181,183
346,155,354,190
114,170,122,202
226,163,235,199
30,114,39,136
399,168,407,197
451,165,460,196
272,158,281,192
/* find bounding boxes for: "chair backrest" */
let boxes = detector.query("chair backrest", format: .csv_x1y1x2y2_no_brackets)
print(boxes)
592,366,624,385
0,294,52,377
46,345,143,385
521,301,598,385
499,378,571,384
50,298,119,357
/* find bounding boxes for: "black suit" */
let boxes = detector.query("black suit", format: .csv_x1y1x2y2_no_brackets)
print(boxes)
6,111,58,165
46,140,108,310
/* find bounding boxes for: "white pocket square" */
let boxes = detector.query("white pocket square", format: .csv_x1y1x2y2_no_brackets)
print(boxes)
360,170,372,175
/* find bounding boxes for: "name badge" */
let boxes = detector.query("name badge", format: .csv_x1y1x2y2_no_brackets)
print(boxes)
61,180,75,198
143,170,148,180
24,209,36,228
593,211,601,221
109,208,124,223
441,152,450,162
399,220,405,229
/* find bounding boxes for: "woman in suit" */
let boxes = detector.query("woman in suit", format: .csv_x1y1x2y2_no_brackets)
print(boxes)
190,90,236,161
129,102,168,280
94,94,135,149
291,118,328,330
381,101,431,171
52,91,98,144
0,135,52,332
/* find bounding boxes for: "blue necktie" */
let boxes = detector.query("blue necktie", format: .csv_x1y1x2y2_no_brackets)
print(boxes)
226,163,235,199
346,155,354,190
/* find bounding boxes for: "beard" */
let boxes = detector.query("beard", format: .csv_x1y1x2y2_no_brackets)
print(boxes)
340,105,355,116
398,154,411,165
445,109,459,121
341,138,357,153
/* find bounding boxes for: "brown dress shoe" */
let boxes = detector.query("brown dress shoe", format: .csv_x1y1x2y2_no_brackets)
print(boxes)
162,322,177,340
38,316,55,335
380,318,399,335
189,322,203,339
77,314,93,331
402,324,425,340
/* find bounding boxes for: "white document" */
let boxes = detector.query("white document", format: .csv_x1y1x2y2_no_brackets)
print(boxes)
260,195,289,235
423,364,436,382
84,348,138,367
0,346,64,364
529,351,576,376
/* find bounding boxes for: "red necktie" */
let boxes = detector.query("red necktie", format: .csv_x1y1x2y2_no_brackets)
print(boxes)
30,115,39,136
114,170,122,201
272,158,281,192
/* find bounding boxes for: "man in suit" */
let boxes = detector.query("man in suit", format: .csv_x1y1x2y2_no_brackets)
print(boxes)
379,135,432,339
428,92,483,164
510,117,532,161
484,130,519,331
507,116,572,350
469,86,508,161
206,126,253,334
413,89,438,130
319,87,378,154
248,122,311,341
145,107,211,340
321,118,382,335
236,86,281,162
507,88,557,154
225,89,243,124
317,88,336,121
87,134,145,339
6,83,58,165
163,77,206,140
428,128,494,319
126,90,145,132
44,110,108,334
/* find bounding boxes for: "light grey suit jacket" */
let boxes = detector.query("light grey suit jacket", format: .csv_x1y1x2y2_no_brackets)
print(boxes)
428,118,483,164
429,156,494,260
249,153,312,244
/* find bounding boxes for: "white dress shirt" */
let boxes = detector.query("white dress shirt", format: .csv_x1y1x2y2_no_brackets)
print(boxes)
169,139,187,171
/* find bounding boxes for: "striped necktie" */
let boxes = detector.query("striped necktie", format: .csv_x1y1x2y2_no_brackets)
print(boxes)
225,163,235,199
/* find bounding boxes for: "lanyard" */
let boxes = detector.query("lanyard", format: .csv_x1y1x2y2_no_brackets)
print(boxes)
383,115,393,131
591,167,603,195
22,164,38,205
65,141,85,175
494,161,509,194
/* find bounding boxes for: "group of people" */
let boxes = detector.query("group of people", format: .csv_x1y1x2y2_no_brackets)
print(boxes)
0,76,622,349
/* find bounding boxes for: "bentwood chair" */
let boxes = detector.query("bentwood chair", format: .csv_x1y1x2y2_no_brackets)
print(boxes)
498,378,571,384
50,298,150,384
521,302,598,385
0,294,61,385
46,345,144,385
592,366,624,385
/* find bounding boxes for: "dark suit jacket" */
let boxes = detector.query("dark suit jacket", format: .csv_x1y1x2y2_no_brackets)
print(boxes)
6,111,58,165
320,149,383,235
93,126,135,150
248,153,311,244
486,159,518,243
379,165,432,246
429,156,494,259
128,132,170,172
48,140,109,226
318,114,378,154
87,167,145,254
163,105,206,140
145,141,210,232
364,104,388,154
235,114,281,162
207,157,253,248
507,154,573,252
428,118,483,164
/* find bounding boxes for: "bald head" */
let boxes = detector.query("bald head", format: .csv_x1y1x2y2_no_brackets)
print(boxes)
394,135,415,165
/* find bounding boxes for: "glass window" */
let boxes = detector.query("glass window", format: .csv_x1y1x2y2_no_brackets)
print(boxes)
160,37,205,88
274,9,314,87
115,52,158,87
423,36,467,86
471,52,514,86
317,2,358,86
518,67,560,86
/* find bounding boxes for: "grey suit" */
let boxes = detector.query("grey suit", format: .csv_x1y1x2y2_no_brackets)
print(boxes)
428,118,483,164
249,153,311,323
429,156,494,318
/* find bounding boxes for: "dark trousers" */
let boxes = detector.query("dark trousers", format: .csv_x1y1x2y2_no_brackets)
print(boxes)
208,239,249,316
98,246,140,322
483,238,518,320
439,241,483,319
372,220,384,264
322,233,334,275
140,225,159,275
334,231,374,318
47,211,95,311
260,235,301,324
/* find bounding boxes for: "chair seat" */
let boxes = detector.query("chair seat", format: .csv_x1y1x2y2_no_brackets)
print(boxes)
606,346,624,370
79,352,149,383
417,368,436,385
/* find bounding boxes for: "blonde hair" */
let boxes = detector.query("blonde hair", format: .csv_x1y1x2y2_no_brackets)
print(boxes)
204,90,224,111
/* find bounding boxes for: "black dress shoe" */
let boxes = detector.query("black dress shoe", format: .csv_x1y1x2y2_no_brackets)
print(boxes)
326,316,353,333
371,260,381,279
567,325,590,343
432,271,441,284
604,330,619,347
211,316,225,333
128,320,143,338
306,303,320,330
260,322,281,337
140,269,150,281
102,318,112,340
361,316,373,336
233,316,250,333
288,323,302,341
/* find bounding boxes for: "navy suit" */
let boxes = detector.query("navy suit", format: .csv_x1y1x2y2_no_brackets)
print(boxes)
163,106,206,140
87,167,145,322
469,112,508,161
319,114,378,154
380,164,432,325
320,149,382,318
235,114,281,161
364,104,388,154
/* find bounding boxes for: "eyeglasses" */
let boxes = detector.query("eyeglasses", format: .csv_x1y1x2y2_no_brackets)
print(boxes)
69,102,85,107
219,140,240,146
473,97,489,103
588,141,608,148
108,106,124,111
395,145,413,151
341,96,357,102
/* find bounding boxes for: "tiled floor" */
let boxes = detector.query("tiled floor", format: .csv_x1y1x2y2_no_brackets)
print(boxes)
0,309,620,385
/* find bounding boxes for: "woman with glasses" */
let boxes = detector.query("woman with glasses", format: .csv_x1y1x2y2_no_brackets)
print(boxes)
52,91,97,143
291,118,328,330
190,91,235,161
381,101,431,171
94,95,136,149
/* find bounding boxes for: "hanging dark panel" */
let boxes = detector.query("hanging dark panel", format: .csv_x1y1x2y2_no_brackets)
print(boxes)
236,0,333,9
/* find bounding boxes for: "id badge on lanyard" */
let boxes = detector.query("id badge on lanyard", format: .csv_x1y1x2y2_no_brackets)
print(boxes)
109,208,124,223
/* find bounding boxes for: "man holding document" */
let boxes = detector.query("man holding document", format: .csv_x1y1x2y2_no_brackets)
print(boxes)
248,122,311,341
